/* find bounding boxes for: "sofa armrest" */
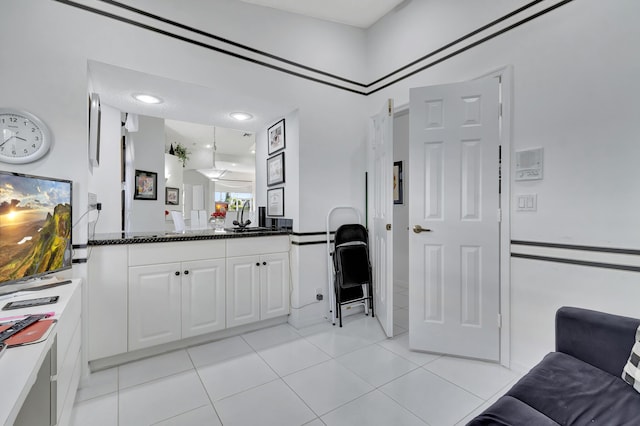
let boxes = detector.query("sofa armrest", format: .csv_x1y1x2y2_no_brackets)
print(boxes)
556,306,640,377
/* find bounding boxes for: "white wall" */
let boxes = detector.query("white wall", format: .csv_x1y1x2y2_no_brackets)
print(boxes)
366,0,640,368
5,0,639,369
88,104,122,234
129,116,166,232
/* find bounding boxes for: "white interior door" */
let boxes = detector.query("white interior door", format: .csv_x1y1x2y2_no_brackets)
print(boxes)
409,76,501,361
370,99,394,337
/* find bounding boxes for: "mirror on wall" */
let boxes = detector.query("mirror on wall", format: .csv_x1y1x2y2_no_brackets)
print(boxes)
162,119,256,229
87,60,291,234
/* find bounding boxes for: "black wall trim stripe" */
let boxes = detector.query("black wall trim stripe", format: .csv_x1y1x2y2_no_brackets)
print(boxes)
292,231,335,237
511,253,640,273
96,0,366,88
72,244,88,250
52,0,367,95
72,258,88,264
292,240,330,246
511,240,640,256
368,0,546,87
367,0,575,95
53,0,574,96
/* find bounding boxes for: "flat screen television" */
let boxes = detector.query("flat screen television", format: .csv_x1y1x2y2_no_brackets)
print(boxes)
0,171,72,288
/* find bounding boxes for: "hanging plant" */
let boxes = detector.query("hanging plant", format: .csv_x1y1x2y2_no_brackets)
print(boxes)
173,142,190,167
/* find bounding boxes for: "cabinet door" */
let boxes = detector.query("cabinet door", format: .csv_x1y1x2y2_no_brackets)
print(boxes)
260,253,290,320
129,263,182,351
226,256,260,327
182,259,226,338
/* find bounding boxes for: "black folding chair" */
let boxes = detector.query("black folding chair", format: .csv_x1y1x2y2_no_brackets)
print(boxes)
333,224,374,327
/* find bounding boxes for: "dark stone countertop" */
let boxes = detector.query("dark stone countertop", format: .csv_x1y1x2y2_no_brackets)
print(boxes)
88,228,291,246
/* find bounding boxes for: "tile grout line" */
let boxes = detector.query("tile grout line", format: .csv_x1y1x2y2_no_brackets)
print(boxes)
186,347,225,425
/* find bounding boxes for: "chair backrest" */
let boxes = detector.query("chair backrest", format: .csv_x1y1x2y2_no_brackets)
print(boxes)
334,224,368,247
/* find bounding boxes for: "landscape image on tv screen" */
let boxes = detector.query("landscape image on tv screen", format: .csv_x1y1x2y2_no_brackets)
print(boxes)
0,172,72,285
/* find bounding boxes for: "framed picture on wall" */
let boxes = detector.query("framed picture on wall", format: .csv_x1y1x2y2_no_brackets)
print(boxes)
134,170,158,200
267,187,284,217
165,187,179,205
267,152,285,186
268,119,285,155
393,161,404,204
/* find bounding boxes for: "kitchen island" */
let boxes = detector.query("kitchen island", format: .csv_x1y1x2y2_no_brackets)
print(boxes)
87,229,291,370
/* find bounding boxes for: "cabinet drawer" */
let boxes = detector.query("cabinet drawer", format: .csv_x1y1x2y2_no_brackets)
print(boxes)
226,236,289,257
129,240,225,266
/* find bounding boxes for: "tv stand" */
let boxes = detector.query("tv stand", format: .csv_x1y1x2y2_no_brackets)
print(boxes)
0,277,72,298
0,279,81,426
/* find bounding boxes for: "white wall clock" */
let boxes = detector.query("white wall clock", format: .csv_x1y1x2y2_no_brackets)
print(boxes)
0,108,52,164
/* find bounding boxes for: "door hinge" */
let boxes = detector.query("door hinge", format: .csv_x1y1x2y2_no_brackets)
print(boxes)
499,103,503,118
388,99,393,117
497,313,502,328
497,208,502,222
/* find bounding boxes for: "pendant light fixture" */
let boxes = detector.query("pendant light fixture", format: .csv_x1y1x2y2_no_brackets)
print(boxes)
209,126,227,180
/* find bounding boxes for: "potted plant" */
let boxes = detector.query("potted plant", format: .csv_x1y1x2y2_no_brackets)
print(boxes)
173,142,190,167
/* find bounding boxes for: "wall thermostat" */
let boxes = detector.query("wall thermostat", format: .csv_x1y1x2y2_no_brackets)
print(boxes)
515,147,543,181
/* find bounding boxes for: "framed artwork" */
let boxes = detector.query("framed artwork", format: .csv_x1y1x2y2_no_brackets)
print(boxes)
393,161,404,204
267,152,285,186
134,170,158,200
267,187,284,217
268,119,285,155
165,187,179,205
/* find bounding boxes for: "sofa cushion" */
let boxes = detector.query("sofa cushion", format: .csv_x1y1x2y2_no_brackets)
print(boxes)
507,352,640,425
621,326,640,393
467,395,559,426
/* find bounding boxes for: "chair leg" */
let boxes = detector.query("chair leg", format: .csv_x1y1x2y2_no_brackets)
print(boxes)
336,286,342,327
363,284,369,316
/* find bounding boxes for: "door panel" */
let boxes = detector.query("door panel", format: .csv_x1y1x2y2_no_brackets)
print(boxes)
409,76,500,361
128,263,181,351
260,253,290,320
226,256,260,327
182,259,226,338
370,99,394,337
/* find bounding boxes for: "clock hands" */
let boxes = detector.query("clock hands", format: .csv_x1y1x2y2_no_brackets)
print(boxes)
0,134,26,148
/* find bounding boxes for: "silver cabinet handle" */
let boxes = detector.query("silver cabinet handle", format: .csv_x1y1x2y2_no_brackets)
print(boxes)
413,225,432,234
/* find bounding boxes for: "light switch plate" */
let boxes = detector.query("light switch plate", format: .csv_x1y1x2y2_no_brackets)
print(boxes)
516,194,537,212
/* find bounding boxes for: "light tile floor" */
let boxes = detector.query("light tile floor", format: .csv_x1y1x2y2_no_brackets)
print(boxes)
72,285,520,426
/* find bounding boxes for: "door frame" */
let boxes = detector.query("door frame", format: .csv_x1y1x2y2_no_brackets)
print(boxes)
396,65,512,367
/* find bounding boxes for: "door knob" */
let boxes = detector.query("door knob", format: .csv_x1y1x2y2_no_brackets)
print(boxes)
413,225,432,234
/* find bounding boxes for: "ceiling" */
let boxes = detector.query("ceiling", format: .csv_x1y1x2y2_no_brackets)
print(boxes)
235,0,405,28
88,61,293,181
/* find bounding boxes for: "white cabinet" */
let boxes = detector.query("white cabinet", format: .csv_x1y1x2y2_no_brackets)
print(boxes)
128,263,182,351
261,253,290,320
181,259,226,338
128,259,226,350
128,241,227,351
87,245,128,360
226,252,290,328
226,256,261,327
88,237,289,359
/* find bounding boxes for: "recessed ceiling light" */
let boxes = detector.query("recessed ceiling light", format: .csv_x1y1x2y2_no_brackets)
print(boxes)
230,112,253,121
205,144,212,149
231,163,237,167
251,149,256,154
133,93,163,104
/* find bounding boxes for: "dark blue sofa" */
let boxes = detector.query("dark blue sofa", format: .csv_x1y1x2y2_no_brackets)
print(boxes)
468,307,640,425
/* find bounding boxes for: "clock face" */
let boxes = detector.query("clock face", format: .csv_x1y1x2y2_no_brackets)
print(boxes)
0,109,51,164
